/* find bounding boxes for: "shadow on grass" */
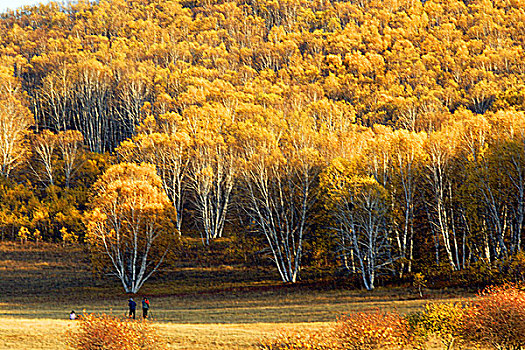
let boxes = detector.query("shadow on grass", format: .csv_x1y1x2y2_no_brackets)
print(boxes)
0,242,472,325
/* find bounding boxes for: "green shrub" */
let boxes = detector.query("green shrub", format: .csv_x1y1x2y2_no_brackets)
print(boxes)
403,311,428,349
262,284,525,350
66,313,165,350
411,302,466,350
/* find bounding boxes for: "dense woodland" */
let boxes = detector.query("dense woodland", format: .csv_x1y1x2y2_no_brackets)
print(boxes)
1,0,525,290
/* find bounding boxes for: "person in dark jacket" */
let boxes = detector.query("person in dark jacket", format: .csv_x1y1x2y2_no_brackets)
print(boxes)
142,297,150,319
128,298,137,319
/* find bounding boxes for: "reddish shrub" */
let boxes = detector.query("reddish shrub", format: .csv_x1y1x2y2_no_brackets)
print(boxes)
335,310,413,350
463,284,525,350
260,310,413,350
66,313,165,350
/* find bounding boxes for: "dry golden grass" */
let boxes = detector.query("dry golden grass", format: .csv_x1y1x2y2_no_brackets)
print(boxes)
0,242,473,349
0,317,331,350
157,322,334,350
0,318,462,350
0,318,72,349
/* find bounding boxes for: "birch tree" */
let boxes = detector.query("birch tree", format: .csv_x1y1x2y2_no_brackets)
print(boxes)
454,112,508,261
37,64,71,133
70,57,113,153
30,130,84,189
30,130,58,187
320,157,393,291
187,135,236,244
185,104,238,245
85,162,175,293
236,114,320,283
117,114,191,232
489,110,525,254
389,129,426,276
114,62,154,138
424,129,461,270
56,130,84,189
0,65,33,178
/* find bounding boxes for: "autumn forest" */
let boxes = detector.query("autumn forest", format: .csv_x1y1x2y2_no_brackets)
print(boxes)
1,0,525,292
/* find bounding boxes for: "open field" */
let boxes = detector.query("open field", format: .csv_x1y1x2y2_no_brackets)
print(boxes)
0,317,334,350
0,242,471,349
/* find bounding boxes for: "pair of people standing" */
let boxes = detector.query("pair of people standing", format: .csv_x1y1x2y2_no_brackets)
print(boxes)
128,297,150,319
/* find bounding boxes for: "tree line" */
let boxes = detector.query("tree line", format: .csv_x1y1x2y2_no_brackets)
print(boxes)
1,0,525,291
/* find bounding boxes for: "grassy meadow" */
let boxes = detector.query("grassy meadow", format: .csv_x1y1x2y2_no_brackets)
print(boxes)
0,242,469,349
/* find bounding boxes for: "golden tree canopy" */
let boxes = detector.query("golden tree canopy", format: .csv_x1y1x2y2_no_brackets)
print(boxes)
85,162,175,293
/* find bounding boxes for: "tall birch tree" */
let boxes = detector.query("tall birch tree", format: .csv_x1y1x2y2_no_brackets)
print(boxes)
117,114,191,233
424,129,460,270
236,114,320,283
389,129,426,276
0,65,33,178
85,162,175,293
320,157,393,291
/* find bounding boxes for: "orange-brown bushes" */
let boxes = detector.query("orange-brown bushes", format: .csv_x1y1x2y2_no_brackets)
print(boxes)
462,284,525,350
66,313,165,350
261,284,525,350
335,310,413,350
260,310,413,350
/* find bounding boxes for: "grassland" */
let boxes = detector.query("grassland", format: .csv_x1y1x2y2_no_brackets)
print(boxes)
0,242,470,349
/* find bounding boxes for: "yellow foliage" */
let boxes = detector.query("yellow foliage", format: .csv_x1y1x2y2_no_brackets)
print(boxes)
61,227,78,245
418,302,466,349
32,229,42,242
3,0,525,281
84,162,175,291
18,226,29,243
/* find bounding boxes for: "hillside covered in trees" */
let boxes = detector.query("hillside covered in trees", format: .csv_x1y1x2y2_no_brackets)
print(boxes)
1,0,525,290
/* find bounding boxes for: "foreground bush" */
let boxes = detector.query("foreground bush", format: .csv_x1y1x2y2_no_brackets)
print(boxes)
66,313,165,350
407,302,466,350
336,310,413,350
462,284,525,350
262,284,525,350
260,310,413,350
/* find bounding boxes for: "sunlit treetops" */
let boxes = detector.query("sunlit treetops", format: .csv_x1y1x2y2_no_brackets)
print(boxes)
0,0,524,152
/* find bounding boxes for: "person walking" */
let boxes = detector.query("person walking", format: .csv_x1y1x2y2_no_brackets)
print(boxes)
142,297,150,319
128,298,137,319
